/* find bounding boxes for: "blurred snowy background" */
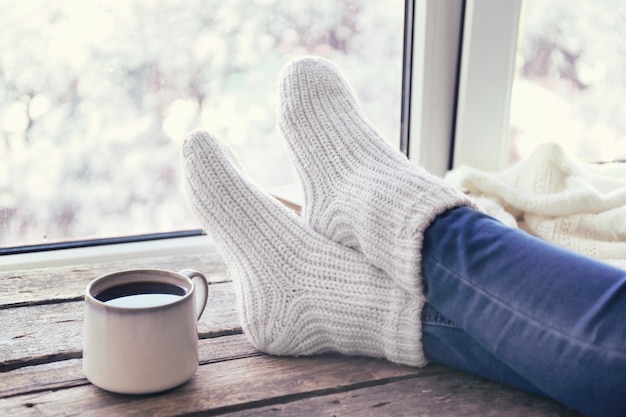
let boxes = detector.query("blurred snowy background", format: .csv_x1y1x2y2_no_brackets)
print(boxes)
2,0,625,248
509,0,626,163
0,0,404,247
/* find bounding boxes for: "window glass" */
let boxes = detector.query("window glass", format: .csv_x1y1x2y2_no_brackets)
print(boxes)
0,0,404,248
509,0,626,163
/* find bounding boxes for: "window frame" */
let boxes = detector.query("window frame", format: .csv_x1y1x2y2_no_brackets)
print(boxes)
452,0,522,171
0,234,215,270
405,0,465,177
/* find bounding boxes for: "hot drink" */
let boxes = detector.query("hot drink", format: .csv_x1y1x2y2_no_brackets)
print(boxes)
84,268,208,394
96,282,187,308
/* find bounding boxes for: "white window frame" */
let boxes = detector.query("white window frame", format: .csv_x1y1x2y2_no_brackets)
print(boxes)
1,0,523,270
407,0,464,177
0,235,216,270
452,0,522,171
408,0,522,174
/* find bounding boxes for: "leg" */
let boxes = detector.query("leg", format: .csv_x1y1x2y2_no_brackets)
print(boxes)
422,206,626,417
278,56,474,295
422,304,546,397
182,129,425,366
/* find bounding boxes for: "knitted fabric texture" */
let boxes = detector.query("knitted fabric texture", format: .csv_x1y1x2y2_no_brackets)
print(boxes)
278,56,476,295
446,142,626,270
182,130,426,367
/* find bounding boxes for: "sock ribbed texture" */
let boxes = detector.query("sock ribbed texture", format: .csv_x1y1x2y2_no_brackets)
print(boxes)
182,130,427,367
278,56,476,295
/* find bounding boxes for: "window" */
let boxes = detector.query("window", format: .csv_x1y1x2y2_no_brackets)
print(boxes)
454,0,626,171
12,0,607,265
0,0,405,251
509,0,626,163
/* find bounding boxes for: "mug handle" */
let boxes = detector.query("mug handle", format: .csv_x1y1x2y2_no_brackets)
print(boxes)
179,269,209,320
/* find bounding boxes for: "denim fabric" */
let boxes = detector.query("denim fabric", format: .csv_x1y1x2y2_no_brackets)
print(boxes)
421,304,545,396
421,206,626,417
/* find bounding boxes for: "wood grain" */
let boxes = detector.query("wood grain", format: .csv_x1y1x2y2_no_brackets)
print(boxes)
0,354,426,416
0,334,260,399
0,282,240,371
0,353,580,417
0,253,228,308
225,369,581,417
0,251,585,416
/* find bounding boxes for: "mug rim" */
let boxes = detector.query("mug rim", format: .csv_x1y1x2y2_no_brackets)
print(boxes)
85,268,195,312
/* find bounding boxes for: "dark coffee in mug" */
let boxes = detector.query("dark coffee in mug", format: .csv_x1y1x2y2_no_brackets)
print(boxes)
95,282,188,308
84,269,208,394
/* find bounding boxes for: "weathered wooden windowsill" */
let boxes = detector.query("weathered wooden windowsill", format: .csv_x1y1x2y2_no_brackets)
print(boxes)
0,251,581,416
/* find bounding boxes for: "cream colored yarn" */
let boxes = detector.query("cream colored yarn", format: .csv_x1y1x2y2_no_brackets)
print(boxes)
278,56,475,295
446,142,626,269
182,130,426,367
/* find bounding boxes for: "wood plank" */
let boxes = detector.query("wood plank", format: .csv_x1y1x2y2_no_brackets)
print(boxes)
0,253,228,308
226,368,582,417
0,353,425,417
0,249,585,416
0,334,260,399
1,328,583,417
0,282,240,370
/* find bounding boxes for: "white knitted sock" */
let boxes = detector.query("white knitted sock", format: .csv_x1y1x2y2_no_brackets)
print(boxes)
182,130,426,367
278,56,475,295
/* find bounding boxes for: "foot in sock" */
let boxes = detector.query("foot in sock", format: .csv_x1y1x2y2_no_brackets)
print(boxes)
182,129,426,367
278,56,476,295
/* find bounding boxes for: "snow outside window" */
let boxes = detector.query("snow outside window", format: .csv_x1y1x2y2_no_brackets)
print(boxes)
509,0,626,163
0,0,405,249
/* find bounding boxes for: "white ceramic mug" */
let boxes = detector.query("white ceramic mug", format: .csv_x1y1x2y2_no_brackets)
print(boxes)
83,268,209,394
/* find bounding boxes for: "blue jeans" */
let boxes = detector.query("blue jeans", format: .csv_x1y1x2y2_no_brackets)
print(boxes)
421,206,626,417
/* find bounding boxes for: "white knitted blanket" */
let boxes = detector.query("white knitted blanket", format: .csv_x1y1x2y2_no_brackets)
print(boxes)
445,143,626,270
